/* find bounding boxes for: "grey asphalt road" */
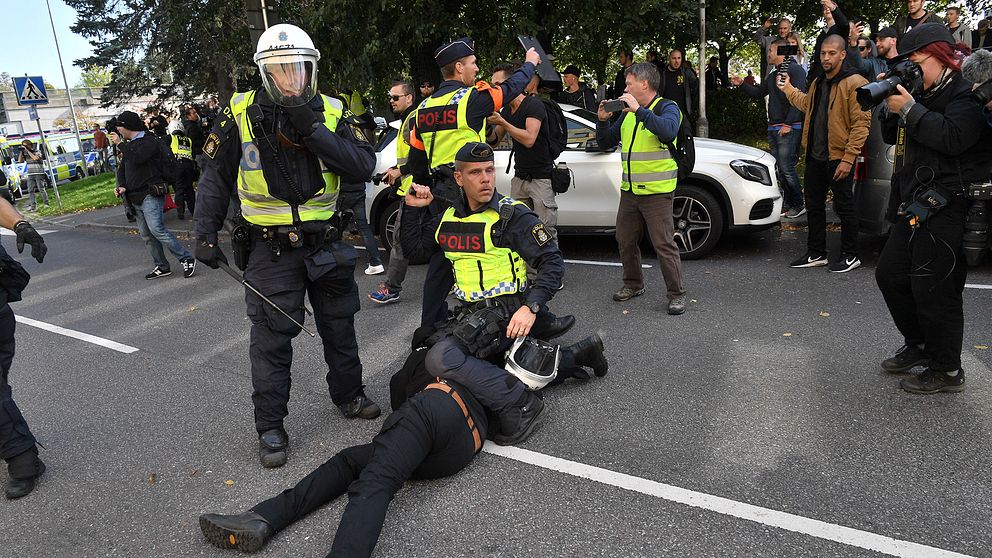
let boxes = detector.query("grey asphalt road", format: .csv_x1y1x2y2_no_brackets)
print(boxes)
0,220,990,558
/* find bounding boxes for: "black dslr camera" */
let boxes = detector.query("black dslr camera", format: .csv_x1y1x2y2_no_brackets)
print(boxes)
973,79,992,106
105,117,119,131
856,61,923,110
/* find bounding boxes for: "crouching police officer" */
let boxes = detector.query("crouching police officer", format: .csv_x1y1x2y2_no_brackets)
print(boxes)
401,142,607,445
194,24,381,468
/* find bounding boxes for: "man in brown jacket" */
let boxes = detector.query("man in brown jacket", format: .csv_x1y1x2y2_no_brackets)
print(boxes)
779,34,870,272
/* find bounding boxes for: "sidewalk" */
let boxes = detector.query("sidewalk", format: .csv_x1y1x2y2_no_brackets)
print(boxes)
35,202,205,239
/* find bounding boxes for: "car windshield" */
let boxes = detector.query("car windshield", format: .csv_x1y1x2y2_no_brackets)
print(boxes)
568,108,598,123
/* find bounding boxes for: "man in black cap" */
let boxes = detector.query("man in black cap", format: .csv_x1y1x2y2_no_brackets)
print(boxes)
111,110,196,280
556,64,597,110
401,142,605,446
406,36,543,327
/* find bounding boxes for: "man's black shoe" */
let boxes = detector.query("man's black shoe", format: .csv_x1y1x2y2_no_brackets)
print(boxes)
881,344,929,374
900,368,965,394
5,451,45,500
177,211,185,220
531,314,576,341
339,396,381,420
199,511,273,552
568,333,608,377
494,391,545,446
258,428,288,468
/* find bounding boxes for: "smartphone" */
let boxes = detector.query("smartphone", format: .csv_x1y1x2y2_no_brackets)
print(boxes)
602,99,626,113
776,44,799,56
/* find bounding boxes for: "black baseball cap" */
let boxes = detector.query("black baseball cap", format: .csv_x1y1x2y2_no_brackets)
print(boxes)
898,23,953,55
876,26,898,39
116,111,147,132
562,65,581,77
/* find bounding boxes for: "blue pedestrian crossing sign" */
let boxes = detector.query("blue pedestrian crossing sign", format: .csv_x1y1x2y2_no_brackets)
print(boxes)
13,76,49,106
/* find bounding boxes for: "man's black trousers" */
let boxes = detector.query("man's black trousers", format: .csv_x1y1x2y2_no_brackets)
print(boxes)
243,242,365,434
251,389,478,558
0,304,37,465
174,160,196,216
804,158,859,257
875,196,968,371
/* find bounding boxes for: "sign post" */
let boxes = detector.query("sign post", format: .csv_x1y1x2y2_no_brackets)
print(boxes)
13,75,62,210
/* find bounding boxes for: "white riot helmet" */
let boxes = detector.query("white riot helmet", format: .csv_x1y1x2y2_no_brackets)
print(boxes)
167,119,183,135
254,24,320,107
505,337,560,390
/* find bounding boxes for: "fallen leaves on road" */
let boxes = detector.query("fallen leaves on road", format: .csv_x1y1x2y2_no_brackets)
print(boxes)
819,311,830,317
189,305,197,312
783,332,793,337
225,479,235,486
148,473,157,484
976,345,989,350
622,310,629,315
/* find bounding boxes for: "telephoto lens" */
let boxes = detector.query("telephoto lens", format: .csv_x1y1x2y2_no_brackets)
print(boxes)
963,182,992,266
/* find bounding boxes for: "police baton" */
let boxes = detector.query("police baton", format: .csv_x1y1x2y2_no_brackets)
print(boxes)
216,260,316,338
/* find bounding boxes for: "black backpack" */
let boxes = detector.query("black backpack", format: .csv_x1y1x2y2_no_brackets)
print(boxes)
537,97,568,160
655,100,695,180
158,138,179,186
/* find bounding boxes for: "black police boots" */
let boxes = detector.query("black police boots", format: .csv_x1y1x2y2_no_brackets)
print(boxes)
531,314,576,341
494,391,545,446
199,511,274,552
4,447,45,499
339,395,382,420
566,333,608,377
259,428,289,468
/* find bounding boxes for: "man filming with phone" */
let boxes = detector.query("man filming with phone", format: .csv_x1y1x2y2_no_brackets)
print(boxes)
737,38,808,218
596,62,688,315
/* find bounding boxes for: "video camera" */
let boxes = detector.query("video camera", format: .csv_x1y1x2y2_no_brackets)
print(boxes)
105,116,119,131
855,61,923,110
776,44,799,83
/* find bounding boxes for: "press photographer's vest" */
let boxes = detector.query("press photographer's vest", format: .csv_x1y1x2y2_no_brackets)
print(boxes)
436,196,528,302
619,97,680,195
395,111,416,196
170,135,193,161
416,87,485,170
229,91,341,226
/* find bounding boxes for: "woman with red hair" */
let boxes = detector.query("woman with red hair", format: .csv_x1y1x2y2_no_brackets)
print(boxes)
875,23,992,394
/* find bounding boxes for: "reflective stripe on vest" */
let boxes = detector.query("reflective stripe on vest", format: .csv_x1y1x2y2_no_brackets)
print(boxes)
416,87,484,170
170,135,193,161
619,97,680,195
229,91,342,226
435,196,528,302
395,110,416,196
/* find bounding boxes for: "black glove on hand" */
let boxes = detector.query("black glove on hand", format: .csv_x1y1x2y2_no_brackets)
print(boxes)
195,235,228,269
14,221,46,263
284,104,318,136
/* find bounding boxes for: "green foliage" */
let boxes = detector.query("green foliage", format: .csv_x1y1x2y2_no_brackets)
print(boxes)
31,173,119,217
705,87,768,141
76,65,113,88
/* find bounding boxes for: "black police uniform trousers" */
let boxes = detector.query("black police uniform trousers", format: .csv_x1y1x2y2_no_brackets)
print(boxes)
875,196,969,371
174,159,196,216
250,388,478,558
0,304,38,469
243,242,364,434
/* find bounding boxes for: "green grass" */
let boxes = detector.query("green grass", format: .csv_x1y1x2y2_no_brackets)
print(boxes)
27,173,120,217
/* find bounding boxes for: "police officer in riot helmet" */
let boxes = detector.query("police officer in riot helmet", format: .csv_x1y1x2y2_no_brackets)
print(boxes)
401,142,607,445
194,23,381,468
874,23,992,394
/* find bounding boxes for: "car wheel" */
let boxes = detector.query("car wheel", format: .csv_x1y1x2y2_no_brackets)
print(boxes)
376,197,429,265
672,184,724,260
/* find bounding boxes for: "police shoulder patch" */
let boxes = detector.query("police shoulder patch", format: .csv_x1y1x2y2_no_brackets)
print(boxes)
348,124,371,145
203,133,221,159
531,223,551,246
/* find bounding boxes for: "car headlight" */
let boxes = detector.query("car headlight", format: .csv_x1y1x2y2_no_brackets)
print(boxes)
729,159,772,186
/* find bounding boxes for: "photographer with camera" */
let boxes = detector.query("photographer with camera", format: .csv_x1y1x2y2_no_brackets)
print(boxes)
872,24,992,394
112,111,195,279
15,140,49,212
738,38,808,218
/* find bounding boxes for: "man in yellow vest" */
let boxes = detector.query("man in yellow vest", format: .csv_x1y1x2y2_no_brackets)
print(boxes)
167,120,196,219
401,142,606,446
406,37,543,326
193,24,381,469
596,62,688,315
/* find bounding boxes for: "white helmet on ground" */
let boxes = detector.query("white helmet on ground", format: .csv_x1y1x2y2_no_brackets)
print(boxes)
505,336,560,390
254,23,320,107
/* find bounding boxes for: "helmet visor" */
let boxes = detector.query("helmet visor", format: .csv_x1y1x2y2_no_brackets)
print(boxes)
259,59,317,107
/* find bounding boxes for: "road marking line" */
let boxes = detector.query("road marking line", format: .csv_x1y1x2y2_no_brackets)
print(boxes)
965,284,992,290
14,315,138,354
0,229,56,236
564,258,652,269
484,445,972,558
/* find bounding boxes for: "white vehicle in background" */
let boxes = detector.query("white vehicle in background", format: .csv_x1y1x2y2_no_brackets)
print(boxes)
367,104,782,262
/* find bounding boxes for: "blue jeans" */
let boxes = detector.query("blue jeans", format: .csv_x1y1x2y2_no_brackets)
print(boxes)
768,128,803,210
133,194,192,269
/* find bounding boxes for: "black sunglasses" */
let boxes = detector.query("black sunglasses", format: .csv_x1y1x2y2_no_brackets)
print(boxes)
388,94,410,101
859,46,870,51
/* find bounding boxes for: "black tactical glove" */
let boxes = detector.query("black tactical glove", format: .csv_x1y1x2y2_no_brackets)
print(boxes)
196,235,228,269
14,220,46,263
284,104,318,136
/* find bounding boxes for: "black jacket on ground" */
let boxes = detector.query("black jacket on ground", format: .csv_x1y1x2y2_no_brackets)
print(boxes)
881,71,992,204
